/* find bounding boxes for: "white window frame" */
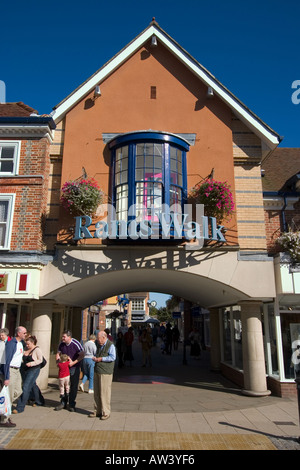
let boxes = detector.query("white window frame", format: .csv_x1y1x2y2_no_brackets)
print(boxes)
15,272,30,294
131,298,145,311
0,141,21,175
0,193,16,250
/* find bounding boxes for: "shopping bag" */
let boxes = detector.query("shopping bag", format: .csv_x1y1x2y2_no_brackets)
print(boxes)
0,385,11,416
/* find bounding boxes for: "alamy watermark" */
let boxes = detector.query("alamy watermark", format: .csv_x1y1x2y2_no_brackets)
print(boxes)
0,80,6,103
72,203,227,250
291,80,300,104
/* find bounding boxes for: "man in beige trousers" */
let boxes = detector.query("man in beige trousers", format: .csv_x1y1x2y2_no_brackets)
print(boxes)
89,331,116,420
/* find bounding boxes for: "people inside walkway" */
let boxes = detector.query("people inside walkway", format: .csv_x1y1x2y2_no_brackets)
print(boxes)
189,327,202,359
0,326,27,427
151,325,158,346
0,328,10,382
116,331,125,368
80,334,96,393
55,330,85,412
104,328,114,342
140,328,153,367
124,327,134,366
172,325,180,351
14,335,43,414
89,331,116,420
164,323,173,355
57,353,70,403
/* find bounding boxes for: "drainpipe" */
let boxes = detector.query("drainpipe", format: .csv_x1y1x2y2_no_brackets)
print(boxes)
281,194,288,232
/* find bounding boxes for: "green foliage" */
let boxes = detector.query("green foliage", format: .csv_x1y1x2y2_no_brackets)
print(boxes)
277,231,300,264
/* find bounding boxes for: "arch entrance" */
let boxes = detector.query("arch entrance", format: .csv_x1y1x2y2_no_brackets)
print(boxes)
37,246,274,397
40,246,274,308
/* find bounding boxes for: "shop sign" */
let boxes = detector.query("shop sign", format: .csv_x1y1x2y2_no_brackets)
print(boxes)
172,312,181,319
73,203,226,250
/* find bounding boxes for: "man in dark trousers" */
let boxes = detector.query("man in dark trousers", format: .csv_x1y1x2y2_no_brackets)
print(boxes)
89,330,116,420
55,330,85,412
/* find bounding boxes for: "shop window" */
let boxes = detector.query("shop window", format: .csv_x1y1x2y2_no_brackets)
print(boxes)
109,131,189,238
222,308,232,363
266,306,279,377
222,305,243,369
131,298,145,311
0,141,20,175
0,194,15,249
280,311,300,379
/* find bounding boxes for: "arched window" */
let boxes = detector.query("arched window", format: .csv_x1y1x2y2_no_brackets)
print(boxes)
109,131,189,237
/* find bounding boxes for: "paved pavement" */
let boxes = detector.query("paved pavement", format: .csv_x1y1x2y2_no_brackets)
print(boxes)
1,337,300,451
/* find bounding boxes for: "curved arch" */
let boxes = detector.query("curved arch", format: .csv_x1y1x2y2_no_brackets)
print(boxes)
40,247,275,308
43,267,249,309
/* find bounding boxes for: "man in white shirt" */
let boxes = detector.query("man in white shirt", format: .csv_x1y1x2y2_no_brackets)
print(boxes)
0,328,9,381
1,326,27,427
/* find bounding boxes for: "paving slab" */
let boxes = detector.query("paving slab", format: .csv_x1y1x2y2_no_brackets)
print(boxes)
1,339,300,450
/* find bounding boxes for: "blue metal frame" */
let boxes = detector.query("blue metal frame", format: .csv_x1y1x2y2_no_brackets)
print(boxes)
109,131,189,235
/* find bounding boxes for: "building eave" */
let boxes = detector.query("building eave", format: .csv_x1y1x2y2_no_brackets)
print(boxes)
51,22,281,150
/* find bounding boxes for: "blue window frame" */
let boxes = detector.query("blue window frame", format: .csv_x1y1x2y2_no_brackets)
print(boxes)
109,131,189,237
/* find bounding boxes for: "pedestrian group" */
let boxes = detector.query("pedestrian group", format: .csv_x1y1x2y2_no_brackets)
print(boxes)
0,321,196,427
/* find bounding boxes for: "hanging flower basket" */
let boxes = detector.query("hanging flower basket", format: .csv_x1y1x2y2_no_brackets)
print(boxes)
189,179,235,222
277,231,300,264
60,177,103,216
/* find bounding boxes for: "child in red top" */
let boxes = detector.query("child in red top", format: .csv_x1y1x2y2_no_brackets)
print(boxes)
57,353,70,401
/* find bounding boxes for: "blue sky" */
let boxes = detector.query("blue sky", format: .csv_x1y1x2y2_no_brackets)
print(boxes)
1,0,299,147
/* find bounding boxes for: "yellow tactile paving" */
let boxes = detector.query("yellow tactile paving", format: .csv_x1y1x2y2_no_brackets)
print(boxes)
5,429,276,450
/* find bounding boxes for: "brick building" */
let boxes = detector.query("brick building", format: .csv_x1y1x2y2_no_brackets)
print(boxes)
1,21,300,397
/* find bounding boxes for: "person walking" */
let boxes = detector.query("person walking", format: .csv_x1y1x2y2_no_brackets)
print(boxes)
0,326,27,427
55,330,85,412
89,331,116,420
13,335,43,414
80,334,96,393
57,353,70,403
116,331,125,368
0,328,10,382
124,327,134,366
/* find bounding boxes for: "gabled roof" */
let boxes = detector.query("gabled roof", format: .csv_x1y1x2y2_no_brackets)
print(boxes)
0,102,38,117
51,20,281,150
262,148,300,193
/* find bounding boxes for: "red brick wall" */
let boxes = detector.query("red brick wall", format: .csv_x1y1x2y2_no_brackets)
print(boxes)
264,209,282,253
0,137,51,251
265,200,300,254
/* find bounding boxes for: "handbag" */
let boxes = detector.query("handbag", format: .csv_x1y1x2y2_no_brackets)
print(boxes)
0,385,11,416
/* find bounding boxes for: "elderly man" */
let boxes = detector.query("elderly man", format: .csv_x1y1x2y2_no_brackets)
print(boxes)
89,330,116,420
0,326,27,427
55,330,85,412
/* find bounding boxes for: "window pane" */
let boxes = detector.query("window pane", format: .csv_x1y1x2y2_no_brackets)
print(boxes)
0,200,8,222
136,143,144,156
0,224,6,247
1,147,15,159
136,155,144,168
145,155,153,168
154,144,163,156
154,156,162,168
0,160,14,173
